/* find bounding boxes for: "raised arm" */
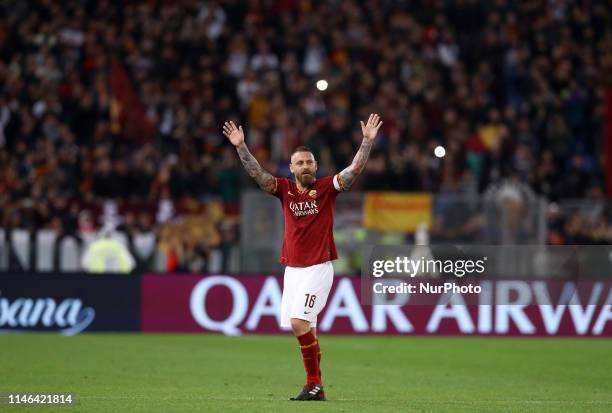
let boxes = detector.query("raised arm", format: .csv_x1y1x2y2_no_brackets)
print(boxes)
222,121,276,193
337,113,383,190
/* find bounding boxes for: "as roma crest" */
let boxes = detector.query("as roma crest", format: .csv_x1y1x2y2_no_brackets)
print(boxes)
309,189,317,198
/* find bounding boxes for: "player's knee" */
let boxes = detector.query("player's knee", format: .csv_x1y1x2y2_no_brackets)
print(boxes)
290,318,310,336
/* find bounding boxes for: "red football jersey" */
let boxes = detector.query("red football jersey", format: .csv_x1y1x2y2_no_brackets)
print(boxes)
272,175,340,267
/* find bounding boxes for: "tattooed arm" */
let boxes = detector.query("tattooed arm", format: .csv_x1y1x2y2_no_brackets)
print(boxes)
222,121,276,193
337,113,383,190
235,142,276,193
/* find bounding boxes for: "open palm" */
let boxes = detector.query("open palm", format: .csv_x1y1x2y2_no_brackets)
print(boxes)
222,121,244,146
360,113,383,140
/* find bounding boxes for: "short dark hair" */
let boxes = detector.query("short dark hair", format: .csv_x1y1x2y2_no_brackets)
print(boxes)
292,146,313,156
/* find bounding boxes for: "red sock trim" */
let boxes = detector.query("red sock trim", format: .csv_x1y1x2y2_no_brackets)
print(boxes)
297,331,316,347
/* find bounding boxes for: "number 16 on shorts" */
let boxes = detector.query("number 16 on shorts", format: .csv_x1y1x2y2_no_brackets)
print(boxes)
304,294,317,310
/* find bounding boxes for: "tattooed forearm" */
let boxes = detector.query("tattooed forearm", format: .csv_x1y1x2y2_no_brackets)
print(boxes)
236,143,276,193
338,138,374,190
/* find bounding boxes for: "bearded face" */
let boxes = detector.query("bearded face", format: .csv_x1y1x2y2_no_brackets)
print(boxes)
290,151,317,188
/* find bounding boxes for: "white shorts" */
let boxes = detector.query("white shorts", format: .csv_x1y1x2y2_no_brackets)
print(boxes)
280,261,334,328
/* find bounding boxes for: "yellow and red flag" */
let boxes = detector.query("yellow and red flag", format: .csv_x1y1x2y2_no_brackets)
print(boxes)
363,192,432,233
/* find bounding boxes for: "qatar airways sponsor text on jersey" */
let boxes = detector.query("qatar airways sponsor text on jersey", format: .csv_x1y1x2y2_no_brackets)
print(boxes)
272,175,341,267
289,200,319,216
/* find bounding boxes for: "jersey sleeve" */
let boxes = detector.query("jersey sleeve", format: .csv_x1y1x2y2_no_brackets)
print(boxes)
271,177,287,200
332,174,346,192
318,175,343,194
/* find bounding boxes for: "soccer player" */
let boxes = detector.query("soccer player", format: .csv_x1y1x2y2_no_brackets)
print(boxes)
222,114,382,401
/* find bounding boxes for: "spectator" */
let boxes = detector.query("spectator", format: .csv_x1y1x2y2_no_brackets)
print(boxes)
81,225,136,274
0,0,609,256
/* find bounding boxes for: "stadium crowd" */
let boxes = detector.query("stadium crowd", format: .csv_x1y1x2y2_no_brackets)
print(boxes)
1,0,611,250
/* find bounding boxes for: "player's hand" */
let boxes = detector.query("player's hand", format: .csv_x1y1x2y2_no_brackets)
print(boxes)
222,121,245,146
360,113,383,141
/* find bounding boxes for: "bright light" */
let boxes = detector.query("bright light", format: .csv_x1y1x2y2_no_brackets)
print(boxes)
434,145,446,158
316,79,328,91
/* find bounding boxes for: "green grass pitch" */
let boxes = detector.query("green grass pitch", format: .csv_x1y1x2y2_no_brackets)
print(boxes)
2,333,611,412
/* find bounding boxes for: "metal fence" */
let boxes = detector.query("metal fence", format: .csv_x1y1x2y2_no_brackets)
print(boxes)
3,191,610,275
0,228,236,274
